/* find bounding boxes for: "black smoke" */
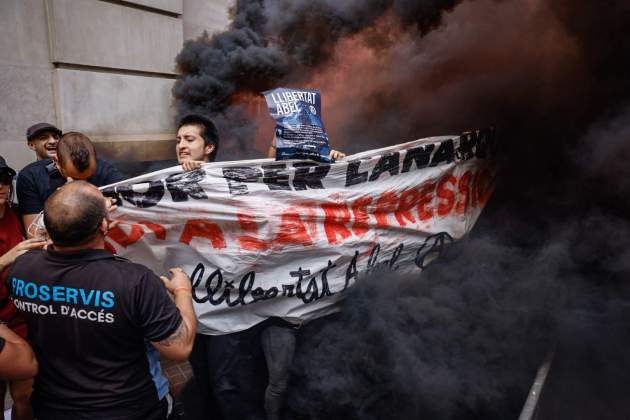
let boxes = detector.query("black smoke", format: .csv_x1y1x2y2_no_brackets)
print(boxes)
174,0,630,418
173,0,465,158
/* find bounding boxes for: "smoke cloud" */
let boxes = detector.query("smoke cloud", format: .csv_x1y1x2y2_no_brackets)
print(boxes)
174,0,630,418
173,0,466,157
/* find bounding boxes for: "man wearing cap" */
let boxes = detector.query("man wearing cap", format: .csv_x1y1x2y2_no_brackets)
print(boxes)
25,123,62,161
17,131,125,234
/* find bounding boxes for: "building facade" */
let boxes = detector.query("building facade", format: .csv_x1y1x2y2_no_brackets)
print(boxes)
0,0,230,173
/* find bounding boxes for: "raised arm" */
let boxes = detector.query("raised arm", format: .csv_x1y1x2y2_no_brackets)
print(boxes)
152,268,197,361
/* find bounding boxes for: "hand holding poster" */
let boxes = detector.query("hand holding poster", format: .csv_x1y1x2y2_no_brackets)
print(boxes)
101,129,495,334
264,87,331,162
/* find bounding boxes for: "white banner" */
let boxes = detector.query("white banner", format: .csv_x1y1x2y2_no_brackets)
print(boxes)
101,129,495,334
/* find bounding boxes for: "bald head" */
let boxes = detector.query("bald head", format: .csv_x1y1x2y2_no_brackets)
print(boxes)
56,132,97,180
44,181,107,247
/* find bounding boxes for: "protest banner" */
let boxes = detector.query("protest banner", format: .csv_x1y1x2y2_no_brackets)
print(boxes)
101,128,495,334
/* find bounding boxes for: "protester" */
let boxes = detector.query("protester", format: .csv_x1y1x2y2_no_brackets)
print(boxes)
0,156,46,420
171,114,264,419
0,323,37,381
175,114,219,170
25,123,62,161
17,131,125,234
261,139,347,419
175,113,348,419
9,181,196,420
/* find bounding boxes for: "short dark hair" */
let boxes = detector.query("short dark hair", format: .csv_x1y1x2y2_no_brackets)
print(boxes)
178,114,219,162
44,181,107,246
57,132,96,172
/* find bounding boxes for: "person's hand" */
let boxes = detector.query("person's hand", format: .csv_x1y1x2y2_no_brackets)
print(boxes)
0,238,47,268
329,149,346,161
103,218,119,234
181,160,204,172
103,197,119,233
267,137,277,159
160,267,192,295
105,196,118,213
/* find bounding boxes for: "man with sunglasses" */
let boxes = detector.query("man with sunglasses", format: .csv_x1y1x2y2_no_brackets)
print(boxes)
17,131,125,236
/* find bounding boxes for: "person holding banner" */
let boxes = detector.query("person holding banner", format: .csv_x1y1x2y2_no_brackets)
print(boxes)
262,137,347,420
174,114,265,419
173,109,350,418
176,114,219,171
9,181,197,420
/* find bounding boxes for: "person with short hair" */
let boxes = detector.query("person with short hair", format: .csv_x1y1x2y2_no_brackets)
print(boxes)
0,156,46,420
54,131,99,180
175,114,219,171
173,114,265,419
9,181,197,420
25,123,62,161
17,131,125,235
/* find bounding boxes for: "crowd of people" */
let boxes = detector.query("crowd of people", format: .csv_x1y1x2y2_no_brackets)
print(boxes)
0,118,346,420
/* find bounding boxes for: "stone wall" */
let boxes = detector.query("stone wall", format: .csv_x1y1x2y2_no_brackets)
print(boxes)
0,0,230,174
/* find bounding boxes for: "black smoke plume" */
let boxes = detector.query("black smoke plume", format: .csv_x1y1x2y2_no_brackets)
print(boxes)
174,0,630,418
173,0,465,158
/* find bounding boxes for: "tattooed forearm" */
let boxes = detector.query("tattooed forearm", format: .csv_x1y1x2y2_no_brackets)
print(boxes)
159,321,188,347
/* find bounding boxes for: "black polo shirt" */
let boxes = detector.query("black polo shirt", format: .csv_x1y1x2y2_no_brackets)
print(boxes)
16,158,125,215
9,248,181,417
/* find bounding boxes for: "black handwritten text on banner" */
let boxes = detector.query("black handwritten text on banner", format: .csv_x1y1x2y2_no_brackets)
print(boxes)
101,129,495,334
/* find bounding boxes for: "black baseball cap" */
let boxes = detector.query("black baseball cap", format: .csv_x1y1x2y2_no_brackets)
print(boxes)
26,122,62,141
0,156,16,177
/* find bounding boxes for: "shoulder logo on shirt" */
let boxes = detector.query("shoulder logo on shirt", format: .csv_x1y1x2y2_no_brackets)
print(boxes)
11,277,117,324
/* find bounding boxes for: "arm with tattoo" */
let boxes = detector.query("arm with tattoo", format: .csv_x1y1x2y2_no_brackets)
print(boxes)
152,268,197,360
